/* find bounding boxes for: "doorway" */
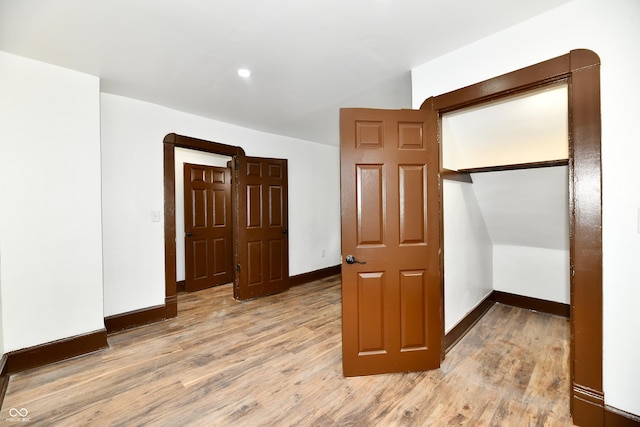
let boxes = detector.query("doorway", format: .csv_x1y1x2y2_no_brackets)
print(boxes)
163,134,291,311
441,82,570,336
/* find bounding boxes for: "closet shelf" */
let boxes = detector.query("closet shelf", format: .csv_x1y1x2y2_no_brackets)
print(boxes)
454,158,568,174
440,169,473,183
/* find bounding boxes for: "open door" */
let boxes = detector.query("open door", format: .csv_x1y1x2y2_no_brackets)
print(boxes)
234,155,289,300
340,108,441,376
184,163,233,292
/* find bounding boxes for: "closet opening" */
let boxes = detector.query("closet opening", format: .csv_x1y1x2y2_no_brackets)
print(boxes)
441,82,570,346
423,49,601,424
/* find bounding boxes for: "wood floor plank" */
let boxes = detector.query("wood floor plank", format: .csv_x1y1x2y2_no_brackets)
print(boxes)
2,276,575,426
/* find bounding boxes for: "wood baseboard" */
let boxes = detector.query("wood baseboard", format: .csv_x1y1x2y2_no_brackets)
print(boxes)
0,354,8,410
105,304,166,334
176,280,185,293
4,329,107,375
289,265,341,287
444,294,494,353
492,290,570,318
605,405,640,426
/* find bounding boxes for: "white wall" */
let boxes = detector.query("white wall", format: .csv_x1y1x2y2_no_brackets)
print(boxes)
471,167,569,251
0,51,104,352
472,167,570,304
101,93,341,317
493,245,570,303
412,0,640,415
174,148,231,282
444,168,570,328
443,180,493,333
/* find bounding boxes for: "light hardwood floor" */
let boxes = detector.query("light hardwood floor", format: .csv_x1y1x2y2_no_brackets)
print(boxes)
2,276,574,426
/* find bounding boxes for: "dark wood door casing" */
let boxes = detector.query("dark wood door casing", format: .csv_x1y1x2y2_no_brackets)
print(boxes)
164,136,290,304
184,163,233,292
340,108,441,376
421,49,603,426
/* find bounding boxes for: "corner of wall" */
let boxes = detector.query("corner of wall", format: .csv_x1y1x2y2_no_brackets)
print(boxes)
443,179,494,332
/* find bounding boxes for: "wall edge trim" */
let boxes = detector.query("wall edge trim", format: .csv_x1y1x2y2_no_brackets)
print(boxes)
105,304,166,334
605,405,640,426
444,292,494,353
493,290,570,318
289,265,341,287
4,329,108,375
0,354,9,411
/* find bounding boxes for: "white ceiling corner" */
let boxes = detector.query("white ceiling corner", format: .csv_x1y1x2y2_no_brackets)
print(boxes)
0,0,573,146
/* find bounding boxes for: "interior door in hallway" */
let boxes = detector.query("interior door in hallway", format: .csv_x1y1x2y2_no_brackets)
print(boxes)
340,108,441,376
235,156,289,300
184,163,233,292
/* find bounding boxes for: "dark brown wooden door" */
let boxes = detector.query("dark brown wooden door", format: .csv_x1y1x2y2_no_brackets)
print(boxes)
340,108,441,376
235,156,289,300
184,163,233,292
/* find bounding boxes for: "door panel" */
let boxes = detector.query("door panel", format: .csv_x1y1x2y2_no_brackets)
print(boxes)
357,165,384,245
235,156,289,300
340,108,441,377
357,272,385,354
400,270,428,350
184,163,233,292
399,165,427,244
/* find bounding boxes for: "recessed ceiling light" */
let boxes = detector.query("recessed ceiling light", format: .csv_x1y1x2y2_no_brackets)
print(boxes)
237,68,251,78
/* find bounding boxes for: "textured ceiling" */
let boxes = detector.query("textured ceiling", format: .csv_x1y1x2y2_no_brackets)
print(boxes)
0,0,571,146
